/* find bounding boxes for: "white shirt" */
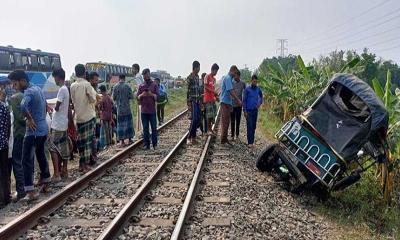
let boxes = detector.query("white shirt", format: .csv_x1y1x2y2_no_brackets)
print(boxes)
51,85,70,131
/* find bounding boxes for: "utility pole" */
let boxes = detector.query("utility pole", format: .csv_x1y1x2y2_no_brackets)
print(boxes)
276,39,288,58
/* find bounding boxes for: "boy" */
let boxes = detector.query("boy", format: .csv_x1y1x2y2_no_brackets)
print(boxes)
98,85,114,148
203,64,219,136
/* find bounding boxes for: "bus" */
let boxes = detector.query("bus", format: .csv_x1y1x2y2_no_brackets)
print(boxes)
0,45,61,99
85,62,138,88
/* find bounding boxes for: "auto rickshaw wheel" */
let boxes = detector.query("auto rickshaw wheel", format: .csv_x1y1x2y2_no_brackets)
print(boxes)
311,183,330,201
256,143,278,172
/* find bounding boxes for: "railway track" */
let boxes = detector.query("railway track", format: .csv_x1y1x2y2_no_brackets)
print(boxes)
0,107,230,240
96,110,220,240
0,110,188,240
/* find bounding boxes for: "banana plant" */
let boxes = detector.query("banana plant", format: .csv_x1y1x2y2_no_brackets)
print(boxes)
372,70,400,202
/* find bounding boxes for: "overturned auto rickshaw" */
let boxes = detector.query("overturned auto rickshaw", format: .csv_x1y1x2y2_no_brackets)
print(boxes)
256,73,389,196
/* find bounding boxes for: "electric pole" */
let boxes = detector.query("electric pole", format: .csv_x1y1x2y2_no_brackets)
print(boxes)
276,39,288,57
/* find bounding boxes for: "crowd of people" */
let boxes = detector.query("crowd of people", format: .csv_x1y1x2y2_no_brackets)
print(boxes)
0,63,167,204
186,61,263,147
0,60,262,206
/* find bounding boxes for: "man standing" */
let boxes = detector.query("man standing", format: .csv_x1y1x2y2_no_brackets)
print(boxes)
8,70,51,201
10,88,26,200
132,63,143,89
70,64,97,173
0,89,11,206
113,74,135,146
220,66,242,145
132,63,143,133
137,69,159,150
48,68,70,182
230,70,246,141
186,61,201,144
155,78,168,125
204,63,219,136
88,72,100,165
243,75,263,148
198,73,207,135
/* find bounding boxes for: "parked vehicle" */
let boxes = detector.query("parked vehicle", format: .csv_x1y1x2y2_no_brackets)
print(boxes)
256,73,389,197
0,45,62,99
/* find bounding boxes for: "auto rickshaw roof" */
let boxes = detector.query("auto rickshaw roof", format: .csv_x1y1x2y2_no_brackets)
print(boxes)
330,73,389,133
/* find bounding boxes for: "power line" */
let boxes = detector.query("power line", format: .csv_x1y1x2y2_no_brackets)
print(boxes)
299,26,400,55
299,5,400,50
368,37,399,48
376,43,400,52
293,0,392,47
299,12,400,53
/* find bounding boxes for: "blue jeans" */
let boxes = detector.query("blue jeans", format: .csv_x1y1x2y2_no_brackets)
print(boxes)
141,113,158,148
246,109,258,144
22,135,51,192
189,101,200,138
12,136,25,197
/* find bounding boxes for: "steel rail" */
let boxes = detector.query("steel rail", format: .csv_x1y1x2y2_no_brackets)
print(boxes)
99,108,221,240
98,130,189,239
0,109,187,240
170,108,220,240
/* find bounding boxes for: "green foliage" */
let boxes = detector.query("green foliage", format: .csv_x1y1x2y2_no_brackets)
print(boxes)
239,67,252,84
317,169,399,238
258,54,360,121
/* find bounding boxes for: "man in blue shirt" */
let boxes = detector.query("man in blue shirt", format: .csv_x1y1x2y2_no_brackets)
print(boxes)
8,70,51,201
220,65,242,145
243,75,263,148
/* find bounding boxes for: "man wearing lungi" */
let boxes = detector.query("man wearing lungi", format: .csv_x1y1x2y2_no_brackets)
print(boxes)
70,64,97,173
49,68,70,181
113,74,135,147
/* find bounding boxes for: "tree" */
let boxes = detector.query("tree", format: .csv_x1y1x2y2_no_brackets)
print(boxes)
239,67,252,83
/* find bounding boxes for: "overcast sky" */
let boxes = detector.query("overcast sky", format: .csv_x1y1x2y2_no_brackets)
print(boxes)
1,0,399,78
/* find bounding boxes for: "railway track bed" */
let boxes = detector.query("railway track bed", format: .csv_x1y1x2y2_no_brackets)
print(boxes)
1,109,335,239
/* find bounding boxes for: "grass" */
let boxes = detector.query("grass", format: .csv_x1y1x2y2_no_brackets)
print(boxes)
257,108,282,142
257,108,400,240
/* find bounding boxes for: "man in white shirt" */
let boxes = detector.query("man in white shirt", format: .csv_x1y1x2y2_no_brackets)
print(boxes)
132,63,143,133
48,68,70,181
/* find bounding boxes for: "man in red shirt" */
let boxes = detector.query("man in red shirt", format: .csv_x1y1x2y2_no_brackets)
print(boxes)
203,63,219,136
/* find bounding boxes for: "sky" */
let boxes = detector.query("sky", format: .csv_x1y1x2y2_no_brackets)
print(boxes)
1,0,399,79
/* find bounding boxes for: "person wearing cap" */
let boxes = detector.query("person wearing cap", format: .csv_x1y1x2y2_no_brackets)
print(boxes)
70,64,97,173
137,68,159,150
112,74,135,147
8,70,51,201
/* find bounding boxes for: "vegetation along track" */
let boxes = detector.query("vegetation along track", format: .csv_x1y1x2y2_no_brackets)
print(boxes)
0,109,188,240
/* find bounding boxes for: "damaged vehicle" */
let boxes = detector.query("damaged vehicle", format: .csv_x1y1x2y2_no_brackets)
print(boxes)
256,73,389,197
